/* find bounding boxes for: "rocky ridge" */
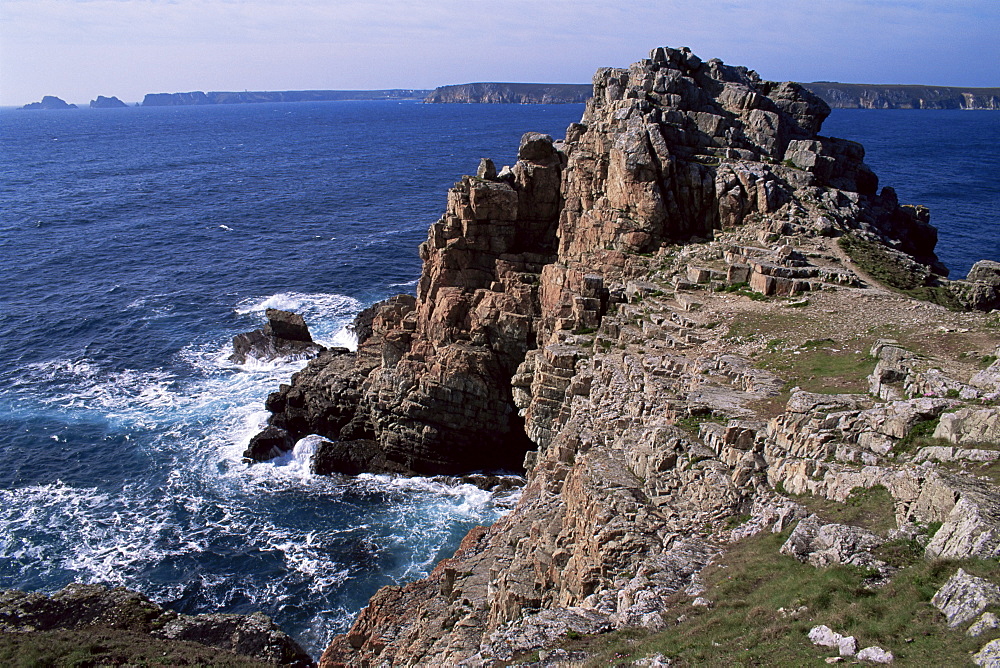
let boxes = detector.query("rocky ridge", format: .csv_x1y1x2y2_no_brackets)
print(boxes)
248,47,1000,665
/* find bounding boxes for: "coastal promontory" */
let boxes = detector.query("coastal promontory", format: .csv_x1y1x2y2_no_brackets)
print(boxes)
241,46,1000,665
424,83,592,104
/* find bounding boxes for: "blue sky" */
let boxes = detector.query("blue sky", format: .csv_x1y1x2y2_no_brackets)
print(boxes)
1,0,997,106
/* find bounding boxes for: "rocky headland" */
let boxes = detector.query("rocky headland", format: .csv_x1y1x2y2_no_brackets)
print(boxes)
422,81,1000,111
424,83,593,104
237,45,1000,666
800,83,1000,110
20,96,77,110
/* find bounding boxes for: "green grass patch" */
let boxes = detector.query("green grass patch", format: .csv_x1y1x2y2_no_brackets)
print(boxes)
786,485,897,535
581,530,1000,667
838,234,961,309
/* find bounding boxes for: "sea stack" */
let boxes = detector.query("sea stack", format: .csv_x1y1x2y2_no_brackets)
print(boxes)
247,46,998,665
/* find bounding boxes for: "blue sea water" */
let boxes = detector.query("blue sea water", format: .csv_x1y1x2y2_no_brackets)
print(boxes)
0,101,997,657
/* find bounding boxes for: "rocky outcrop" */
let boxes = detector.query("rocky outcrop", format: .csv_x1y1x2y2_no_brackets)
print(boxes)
424,83,592,104
252,46,1000,665
802,83,1000,110
20,96,77,110
90,95,128,108
231,308,324,365
0,583,313,666
141,89,430,106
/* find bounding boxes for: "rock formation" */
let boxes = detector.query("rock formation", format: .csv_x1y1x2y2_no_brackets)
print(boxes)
231,308,324,365
243,46,1000,665
0,583,313,666
424,83,592,104
20,96,77,110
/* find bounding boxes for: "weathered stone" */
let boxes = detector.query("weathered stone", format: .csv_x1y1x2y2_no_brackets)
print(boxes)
969,612,1000,637
974,638,1000,667
856,646,894,663
932,568,1000,627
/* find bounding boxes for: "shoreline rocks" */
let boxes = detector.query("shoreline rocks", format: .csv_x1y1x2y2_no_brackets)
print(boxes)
0,583,313,666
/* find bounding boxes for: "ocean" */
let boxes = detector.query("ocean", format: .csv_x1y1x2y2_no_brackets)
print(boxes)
0,101,997,657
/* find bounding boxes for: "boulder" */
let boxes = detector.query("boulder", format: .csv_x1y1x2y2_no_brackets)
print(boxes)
780,515,885,570
856,646,894,663
931,568,1000,627
975,638,1000,667
243,425,295,462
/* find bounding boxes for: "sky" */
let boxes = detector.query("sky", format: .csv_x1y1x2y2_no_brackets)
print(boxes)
1,0,998,106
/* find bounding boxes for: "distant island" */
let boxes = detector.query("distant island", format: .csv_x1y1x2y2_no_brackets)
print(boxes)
90,95,128,109
800,83,1000,109
20,96,77,110
423,82,592,104
141,89,431,106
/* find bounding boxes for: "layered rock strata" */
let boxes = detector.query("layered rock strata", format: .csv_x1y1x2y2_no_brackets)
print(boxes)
246,47,1000,665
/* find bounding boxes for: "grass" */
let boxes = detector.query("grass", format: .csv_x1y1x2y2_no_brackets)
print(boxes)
894,417,944,454
838,234,961,309
574,529,1000,667
758,342,876,395
787,485,898,535
0,628,270,667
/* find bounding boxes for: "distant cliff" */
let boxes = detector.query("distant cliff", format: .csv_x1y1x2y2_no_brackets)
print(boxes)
141,89,431,106
802,82,1000,109
424,82,592,104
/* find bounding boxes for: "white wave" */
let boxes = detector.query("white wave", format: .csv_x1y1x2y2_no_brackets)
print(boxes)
387,278,419,288
235,291,361,321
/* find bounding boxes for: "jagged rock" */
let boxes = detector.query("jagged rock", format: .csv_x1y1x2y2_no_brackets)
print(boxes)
0,584,312,666
969,612,1000,637
307,45,999,666
839,635,858,656
969,260,1000,286
975,638,1000,667
857,646,894,663
231,308,323,364
243,425,295,462
932,569,1000,628
809,624,844,648
935,407,1000,445
780,515,885,570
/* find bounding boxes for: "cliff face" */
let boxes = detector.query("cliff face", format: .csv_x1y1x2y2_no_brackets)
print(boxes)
424,83,592,104
251,47,1000,665
801,83,1000,110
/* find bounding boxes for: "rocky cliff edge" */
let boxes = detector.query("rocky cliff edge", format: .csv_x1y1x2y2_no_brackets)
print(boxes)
251,46,1000,665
